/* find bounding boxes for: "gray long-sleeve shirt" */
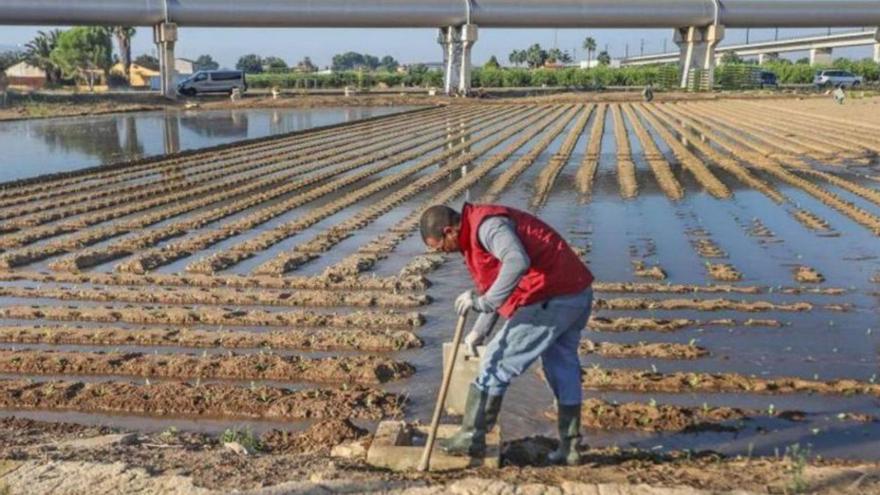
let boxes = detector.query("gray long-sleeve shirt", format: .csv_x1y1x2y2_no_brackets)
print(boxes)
469,216,531,338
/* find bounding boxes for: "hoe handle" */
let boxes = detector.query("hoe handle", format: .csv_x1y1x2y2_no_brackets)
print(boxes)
417,312,468,472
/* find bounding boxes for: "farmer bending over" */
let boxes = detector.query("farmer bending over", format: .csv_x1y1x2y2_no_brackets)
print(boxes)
419,203,594,465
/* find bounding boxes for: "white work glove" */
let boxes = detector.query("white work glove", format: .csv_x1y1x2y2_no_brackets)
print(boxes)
454,290,477,316
463,331,481,358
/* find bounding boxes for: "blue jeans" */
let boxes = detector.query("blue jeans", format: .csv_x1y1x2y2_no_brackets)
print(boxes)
474,288,593,406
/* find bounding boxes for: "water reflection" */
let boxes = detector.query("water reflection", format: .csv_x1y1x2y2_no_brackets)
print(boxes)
31,115,145,164
0,106,416,183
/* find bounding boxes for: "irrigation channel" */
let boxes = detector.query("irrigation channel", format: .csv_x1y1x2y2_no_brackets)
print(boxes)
0,99,879,461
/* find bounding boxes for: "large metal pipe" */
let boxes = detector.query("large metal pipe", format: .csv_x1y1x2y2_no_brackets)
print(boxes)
3,0,880,28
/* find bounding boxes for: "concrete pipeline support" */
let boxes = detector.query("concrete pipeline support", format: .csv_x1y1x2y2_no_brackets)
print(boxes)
153,22,178,100
874,28,880,63
676,24,724,90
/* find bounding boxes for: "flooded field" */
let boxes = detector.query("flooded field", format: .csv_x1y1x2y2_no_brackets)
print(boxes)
0,97,879,472
0,106,415,181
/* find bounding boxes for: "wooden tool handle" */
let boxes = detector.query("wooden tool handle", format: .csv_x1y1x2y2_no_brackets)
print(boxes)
417,312,468,472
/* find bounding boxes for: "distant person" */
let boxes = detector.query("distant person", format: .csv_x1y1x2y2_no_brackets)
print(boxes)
832,85,846,105
642,83,654,103
0,72,8,108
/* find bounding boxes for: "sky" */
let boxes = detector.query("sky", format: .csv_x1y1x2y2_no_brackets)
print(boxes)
0,25,871,68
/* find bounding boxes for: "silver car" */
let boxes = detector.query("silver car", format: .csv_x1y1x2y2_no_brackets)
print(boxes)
813,70,863,89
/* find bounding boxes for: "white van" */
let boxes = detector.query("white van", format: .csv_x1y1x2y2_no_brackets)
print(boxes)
177,70,247,96
813,70,863,89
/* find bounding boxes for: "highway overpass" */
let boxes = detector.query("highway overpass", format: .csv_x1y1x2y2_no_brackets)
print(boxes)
622,29,880,66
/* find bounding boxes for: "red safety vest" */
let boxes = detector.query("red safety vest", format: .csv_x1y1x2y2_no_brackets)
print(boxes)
459,203,593,318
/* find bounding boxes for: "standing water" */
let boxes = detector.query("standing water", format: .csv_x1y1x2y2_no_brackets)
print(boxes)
0,107,418,182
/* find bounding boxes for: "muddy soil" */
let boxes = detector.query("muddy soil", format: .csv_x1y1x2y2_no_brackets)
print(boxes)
0,304,423,330
795,266,826,284
0,325,422,352
579,398,803,432
587,317,782,332
0,379,403,420
0,285,429,309
0,350,414,384
707,263,743,282
0,270,429,291
582,368,880,397
594,297,811,312
581,340,708,359
632,260,668,280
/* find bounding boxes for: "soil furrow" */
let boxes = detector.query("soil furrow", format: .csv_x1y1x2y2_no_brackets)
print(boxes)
594,297,812,312
588,316,782,332
575,104,607,197
623,103,683,201
531,105,594,207
0,285,429,308
580,340,708,359
0,379,403,420
0,305,423,329
0,325,422,352
611,104,638,199
582,367,880,397
0,349,414,384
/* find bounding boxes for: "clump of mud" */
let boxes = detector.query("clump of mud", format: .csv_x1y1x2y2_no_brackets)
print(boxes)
632,261,667,280
794,265,825,284
692,239,727,259
707,263,742,282
261,418,368,454
579,398,763,432
793,209,832,232
581,340,708,359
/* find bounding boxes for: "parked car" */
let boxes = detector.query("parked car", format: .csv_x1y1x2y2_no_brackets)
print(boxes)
813,70,863,89
758,71,778,89
177,70,247,96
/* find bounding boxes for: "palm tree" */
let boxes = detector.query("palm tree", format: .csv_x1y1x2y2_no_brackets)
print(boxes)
509,50,521,67
582,37,597,68
113,26,136,81
25,29,63,83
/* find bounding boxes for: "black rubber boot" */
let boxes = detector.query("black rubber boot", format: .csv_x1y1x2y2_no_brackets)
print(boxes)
547,403,582,465
440,384,504,457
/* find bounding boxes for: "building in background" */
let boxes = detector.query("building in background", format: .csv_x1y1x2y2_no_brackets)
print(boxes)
4,61,46,89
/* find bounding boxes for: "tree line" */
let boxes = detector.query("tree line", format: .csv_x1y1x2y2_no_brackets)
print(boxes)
505,38,609,68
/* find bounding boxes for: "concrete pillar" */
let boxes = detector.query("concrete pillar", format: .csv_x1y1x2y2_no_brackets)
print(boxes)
437,27,452,95
702,24,724,90
674,27,699,89
458,24,478,95
153,22,178,100
809,47,833,66
439,26,462,96
758,52,780,65
873,28,880,63
675,25,723,90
